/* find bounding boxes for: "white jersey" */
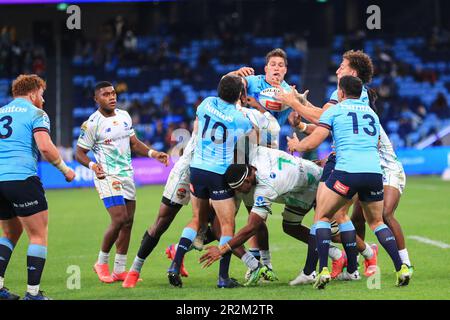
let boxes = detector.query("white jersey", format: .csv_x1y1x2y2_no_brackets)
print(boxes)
77,109,135,178
379,126,404,175
240,146,322,218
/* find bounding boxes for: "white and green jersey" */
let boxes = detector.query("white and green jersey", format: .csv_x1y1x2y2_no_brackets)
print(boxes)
77,109,135,178
241,146,322,218
379,126,404,175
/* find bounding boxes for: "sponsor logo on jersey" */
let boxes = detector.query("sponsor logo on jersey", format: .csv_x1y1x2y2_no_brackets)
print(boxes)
333,180,349,195
106,128,111,133
176,188,187,199
112,180,122,191
13,200,39,208
270,172,276,179
104,139,112,145
255,196,265,206
113,121,119,126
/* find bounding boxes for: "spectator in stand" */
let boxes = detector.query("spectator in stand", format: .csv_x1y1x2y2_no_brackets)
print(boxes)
430,93,450,118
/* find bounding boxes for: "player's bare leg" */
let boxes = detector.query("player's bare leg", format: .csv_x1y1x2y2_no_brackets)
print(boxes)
0,217,22,300
359,200,410,286
19,210,50,299
111,200,136,281
168,194,208,287
124,201,182,288
95,205,130,283
382,186,411,268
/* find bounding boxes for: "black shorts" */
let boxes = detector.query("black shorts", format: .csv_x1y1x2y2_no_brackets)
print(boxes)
320,153,336,182
0,176,48,220
189,167,234,200
325,170,384,202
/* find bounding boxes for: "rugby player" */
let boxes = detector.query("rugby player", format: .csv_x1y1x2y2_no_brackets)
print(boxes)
287,75,411,289
167,75,253,288
0,74,75,300
76,81,169,284
277,50,411,278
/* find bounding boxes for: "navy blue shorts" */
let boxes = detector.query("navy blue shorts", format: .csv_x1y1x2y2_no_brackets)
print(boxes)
320,153,336,182
189,167,234,200
0,176,48,220
325,170,384,202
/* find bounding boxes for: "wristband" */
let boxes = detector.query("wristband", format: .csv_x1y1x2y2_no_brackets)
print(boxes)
88,161,96,170
52,158,71,174
148,149,155,158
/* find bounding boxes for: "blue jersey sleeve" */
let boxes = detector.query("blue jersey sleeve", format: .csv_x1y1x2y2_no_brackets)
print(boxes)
238,113,253,134
32,109,50,133
245,75,259,95
318,105,337,130
329,89,338,104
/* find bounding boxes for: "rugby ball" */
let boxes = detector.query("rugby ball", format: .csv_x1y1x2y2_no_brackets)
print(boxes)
256,87,289,112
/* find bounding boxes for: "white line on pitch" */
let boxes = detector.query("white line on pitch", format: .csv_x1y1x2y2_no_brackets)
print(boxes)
408,235,450,249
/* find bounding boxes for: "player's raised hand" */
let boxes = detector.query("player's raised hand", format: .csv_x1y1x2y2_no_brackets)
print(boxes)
275,86,297,107
199,246,222,268
153,151,170,166
296,89,310,105
288,111,302,127
64,168,76,182
236,67,254,77
287,132,301,153
246,96,266,113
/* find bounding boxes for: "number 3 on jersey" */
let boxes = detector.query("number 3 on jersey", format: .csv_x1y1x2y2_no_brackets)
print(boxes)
0,115,13,139
347,112,376,136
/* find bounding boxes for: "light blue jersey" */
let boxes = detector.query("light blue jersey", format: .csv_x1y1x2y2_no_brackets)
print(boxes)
245,75,292,126
191,97,253,174
319,98,381,174
329,85,369,105
0,98,50,181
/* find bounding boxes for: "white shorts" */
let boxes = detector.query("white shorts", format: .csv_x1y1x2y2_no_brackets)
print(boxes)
162,156,191,206
94,175,136,205
383,169,406,194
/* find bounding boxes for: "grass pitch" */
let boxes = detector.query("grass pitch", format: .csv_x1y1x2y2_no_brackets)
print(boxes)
3,176,450,300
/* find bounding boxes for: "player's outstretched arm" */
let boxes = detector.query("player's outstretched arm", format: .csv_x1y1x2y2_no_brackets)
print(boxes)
34,131,75,182
287,127,330,153
276,88,334,125
129,135,169,166
75,145,106,179
199,212,265,267
225,66,255,78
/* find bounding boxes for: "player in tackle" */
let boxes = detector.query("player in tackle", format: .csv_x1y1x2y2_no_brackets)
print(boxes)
287,75,411,289
76,81,169,283
0,74,75,300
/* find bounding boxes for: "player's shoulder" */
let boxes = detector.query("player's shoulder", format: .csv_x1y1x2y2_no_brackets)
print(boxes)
83,110,102,128
115,108,133,120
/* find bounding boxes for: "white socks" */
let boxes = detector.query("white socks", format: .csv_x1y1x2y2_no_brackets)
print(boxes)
398,248,411,266
260,250,272,269
0,276,4,289
361,243,374,259
241,252,260,271
98,251,109,265
130,257,145,273
27,285,39,296
114,254,127,274
328,245,343,261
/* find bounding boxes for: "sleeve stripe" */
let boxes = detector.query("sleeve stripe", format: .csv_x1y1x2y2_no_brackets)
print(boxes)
32,127,49,133
318,123,332,130
328,99,338,105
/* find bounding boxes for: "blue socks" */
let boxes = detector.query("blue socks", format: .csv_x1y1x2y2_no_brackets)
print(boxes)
219,235,233,280
339,221,358,273
27,244,47,286
0,237,14,278
170,227,197,273
374,224,403,271
315,221,331,272
303,224,318,275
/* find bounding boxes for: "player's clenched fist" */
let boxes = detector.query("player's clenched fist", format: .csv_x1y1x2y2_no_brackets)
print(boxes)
64,169,76,182
154,151,170,166
89,162,106,179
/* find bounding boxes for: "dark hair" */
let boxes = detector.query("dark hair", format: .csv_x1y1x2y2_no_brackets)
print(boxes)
12,74,46,97
218,75,244,104
224,164,251,188
339,75,363,98
265,48,288,66
94,81,114,93
342,50,374,84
